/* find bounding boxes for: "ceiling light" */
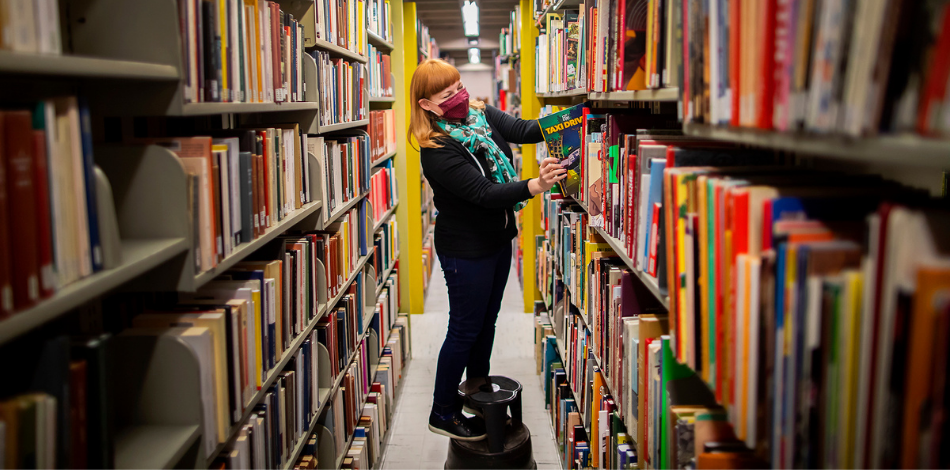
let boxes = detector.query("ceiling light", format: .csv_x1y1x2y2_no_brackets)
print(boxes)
462,1,479,37
468,37,479,46
468,47,481,64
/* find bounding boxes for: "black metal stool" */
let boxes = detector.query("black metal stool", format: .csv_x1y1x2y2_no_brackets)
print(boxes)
445,376,536,469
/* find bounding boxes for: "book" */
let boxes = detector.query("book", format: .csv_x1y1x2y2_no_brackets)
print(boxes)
538,104,587,196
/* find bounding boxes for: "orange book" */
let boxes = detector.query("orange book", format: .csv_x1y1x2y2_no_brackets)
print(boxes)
901,266,950,468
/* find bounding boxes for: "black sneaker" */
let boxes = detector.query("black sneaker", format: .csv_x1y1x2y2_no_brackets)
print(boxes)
428,410,487,441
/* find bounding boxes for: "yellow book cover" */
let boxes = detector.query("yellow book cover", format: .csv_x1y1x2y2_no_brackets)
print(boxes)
219,0,228,99
840,270,863,468
674,171,690,361
698,175,711,384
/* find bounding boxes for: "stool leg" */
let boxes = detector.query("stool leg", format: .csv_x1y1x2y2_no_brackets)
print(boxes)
483,403,507,454
510,394,523,426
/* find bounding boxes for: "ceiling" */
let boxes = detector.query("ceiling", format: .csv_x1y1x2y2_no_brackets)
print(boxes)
411,0,521,63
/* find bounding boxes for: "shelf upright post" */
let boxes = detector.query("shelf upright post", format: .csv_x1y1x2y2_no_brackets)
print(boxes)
395,1,425,314
519,0,542,312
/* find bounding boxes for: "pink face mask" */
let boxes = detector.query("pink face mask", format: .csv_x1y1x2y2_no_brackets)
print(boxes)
437,88,470,120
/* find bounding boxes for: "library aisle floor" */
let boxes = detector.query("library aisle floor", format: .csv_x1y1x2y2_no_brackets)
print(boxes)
379,256,561,469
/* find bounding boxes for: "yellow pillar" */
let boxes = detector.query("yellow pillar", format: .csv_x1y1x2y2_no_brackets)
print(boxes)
520,0,541,312
394,1,425,314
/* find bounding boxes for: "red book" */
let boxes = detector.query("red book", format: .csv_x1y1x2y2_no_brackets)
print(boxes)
4,110,39,310
0,113,10,318
917,5,950,134
756,0,777,129
624,140,638,257
32,107,55,299
269,2,282,102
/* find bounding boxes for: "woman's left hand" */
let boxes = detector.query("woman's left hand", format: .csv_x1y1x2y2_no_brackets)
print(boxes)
529,158,568,196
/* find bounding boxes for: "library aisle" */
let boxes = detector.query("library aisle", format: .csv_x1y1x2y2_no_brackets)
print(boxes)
380,256,560,469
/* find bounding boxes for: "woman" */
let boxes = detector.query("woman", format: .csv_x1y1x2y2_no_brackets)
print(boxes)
409,59,567,441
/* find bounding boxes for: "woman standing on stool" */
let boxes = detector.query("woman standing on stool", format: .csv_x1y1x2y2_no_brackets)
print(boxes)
408,59,567,441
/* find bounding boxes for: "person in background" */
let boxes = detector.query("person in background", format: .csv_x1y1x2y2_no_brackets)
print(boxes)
408,58,566,440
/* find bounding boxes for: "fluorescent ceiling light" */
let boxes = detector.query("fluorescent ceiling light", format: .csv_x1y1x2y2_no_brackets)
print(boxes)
462,1,479,37
468,47,481,64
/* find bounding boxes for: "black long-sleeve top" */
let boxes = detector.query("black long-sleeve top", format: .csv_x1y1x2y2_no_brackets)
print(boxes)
421,105,545,258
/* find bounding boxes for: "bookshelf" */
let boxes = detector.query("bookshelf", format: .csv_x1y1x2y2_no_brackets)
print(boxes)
683,122,950,166
0,0,411,467
528,0,950,468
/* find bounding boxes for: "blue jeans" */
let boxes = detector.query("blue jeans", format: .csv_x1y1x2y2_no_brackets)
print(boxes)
432,243,512,416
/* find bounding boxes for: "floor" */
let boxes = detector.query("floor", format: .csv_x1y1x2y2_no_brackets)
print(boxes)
379,255,561,469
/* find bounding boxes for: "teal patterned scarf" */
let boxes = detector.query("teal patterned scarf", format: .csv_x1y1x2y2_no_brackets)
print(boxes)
437,108,525,211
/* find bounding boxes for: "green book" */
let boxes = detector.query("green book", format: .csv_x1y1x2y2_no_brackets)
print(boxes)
538,104,587,196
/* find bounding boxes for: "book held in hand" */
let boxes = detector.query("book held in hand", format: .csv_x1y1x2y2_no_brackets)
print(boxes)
538,103,587,197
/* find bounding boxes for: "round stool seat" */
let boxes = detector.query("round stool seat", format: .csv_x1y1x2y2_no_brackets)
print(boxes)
458,376,523,402
444,422,536,469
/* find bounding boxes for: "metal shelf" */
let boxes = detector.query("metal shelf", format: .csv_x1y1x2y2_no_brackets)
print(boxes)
311,119,370,135
369,96,396,103
373,202,398,232
194,201,323,288
207,250,375,466
115,424,201,470
683,122,950,167
372,150,397,167
590,226,669,310
0,51,180,80
375,251,400,299
180,101,320,116
367,31,395,51
324,191,371,227
537,88,587,98
0,237,189,345
309,39,369,63
588,87,679,102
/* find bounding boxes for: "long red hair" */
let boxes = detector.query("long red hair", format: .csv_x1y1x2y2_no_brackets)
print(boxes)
409,59,484,149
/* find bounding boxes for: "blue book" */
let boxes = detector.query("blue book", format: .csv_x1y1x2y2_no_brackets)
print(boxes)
642,158,667,264
78,98,102,272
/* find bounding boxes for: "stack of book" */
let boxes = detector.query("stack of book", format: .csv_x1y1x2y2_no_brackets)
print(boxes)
0,98,107,317
371,271,399,350
498,7,522,57
535,10,585,94
179,0,308,104
309,134,372,218
366,0,393,42
312,51,367,128
0,0,61,54
416,19,439,61
369,161,397,222
313,0,368,55
372,223,398,287
369,109,396,161
134,126,314,275
368,46,394,98
681,0,950,137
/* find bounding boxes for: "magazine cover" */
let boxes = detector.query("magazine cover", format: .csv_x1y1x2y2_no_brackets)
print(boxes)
538,103,587,196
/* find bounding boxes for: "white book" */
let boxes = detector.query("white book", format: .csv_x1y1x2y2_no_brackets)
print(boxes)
261,3,274,102
59,98,93,278
183,284,260,389
229,0,241,101
180,158,214,271
9,0,38,52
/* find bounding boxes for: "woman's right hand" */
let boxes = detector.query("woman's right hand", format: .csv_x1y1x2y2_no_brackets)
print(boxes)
529,157,569,196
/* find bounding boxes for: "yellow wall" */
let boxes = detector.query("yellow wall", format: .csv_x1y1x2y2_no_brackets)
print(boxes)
520,0,541,312
394,1,425,314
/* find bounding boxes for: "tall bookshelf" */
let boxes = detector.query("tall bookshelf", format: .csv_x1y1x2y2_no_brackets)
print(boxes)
0,0,411,468
527,1,950,469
